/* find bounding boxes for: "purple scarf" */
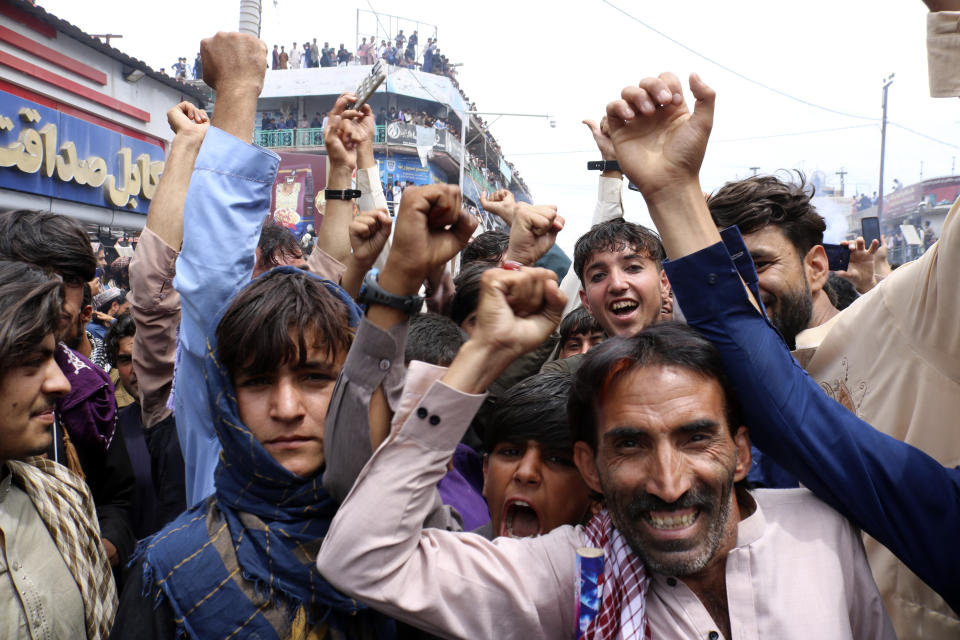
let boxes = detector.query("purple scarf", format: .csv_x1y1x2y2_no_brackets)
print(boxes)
54,343,116,453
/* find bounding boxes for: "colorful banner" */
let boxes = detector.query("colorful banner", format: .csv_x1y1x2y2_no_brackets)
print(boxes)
0,88,165,214
269,151,327,240
376,153,447,186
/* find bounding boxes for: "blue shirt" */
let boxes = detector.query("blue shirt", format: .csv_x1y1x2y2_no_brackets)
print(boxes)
172,126,280,506
662,231,960,613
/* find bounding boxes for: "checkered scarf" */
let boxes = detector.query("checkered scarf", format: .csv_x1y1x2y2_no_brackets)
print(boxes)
6,457,117,639
581,510,652,640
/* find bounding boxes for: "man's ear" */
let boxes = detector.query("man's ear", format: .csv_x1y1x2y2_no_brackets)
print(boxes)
574,441,604,495
578,288,592,315
732,425,752,482
81,304,93,323
804,245,830,294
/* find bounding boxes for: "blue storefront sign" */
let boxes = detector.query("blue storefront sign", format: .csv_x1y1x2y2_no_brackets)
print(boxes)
375,153,447,186
0,89,165,215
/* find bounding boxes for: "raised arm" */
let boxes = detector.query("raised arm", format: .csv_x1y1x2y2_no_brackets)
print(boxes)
323,185,476,502
129,102,207,428
318,261,575,639
610,71,960,612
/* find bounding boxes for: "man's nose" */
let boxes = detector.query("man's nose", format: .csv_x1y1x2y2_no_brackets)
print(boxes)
513,449,542,485
43,359,71,397
270,378,305,421
644,445,692,505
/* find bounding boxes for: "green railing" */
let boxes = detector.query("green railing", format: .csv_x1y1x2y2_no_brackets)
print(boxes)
255,126,388,148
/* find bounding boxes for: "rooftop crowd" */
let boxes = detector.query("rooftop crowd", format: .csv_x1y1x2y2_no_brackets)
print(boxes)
1,2,958,639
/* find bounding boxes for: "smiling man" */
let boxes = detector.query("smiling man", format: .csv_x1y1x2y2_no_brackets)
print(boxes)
318,308,894,638
0,260,117,639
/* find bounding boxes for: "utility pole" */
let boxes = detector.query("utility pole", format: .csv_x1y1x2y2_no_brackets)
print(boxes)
835,167,848,196
920,160,924,180
239,0,262,37
877,73,894,225
749,166,760,176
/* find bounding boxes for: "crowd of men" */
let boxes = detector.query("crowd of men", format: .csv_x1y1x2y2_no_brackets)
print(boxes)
1,3,958,639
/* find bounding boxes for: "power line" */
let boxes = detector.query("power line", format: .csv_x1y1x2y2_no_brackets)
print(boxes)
601,0,878,122
888,121,960,151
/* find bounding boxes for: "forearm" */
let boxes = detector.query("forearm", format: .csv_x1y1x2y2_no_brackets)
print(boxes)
144,132,203,250
645,180,722,259
442,339,517,395
210,85,260,143
593,174,624,224
315,166,355,263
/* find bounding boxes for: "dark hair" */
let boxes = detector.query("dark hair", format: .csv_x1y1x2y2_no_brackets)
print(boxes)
573,218,665,284
568,322,742,451
0,210,96,283
405,312,466,366
0,260,63,372
82,281,92,308
461,231,508,267
558,307,603,344
450,262,494,327
256,220,302,271
97,290,127,314
708,172,825,257
825,273,859,311
482,372,574,453
106,313,136,367
216,269,352,379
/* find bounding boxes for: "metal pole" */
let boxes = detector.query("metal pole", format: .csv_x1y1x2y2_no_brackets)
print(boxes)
238,0,262,37
458,113,468,194
877,74,894,226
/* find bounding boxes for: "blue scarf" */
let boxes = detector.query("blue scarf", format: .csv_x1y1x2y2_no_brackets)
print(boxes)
138,270,392,639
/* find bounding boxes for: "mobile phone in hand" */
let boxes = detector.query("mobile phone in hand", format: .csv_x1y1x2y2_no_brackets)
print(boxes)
350,61,386,111
823,243,851,272
861,216,881,248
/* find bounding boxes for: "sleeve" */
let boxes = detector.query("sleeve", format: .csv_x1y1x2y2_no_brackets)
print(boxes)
844,520,898,640
306,246,347,284
77,427,136,569
535,243,571,282
322,317,409,503
317,363,579,639
927,11,960,97
663,242,960,612
558,175,624,316
879,197,960,381
357,165,389,212
172,126,280,505
128,228,179,429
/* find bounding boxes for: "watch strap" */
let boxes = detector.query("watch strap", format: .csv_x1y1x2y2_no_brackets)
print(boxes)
357,270,424,316
325,188,362,200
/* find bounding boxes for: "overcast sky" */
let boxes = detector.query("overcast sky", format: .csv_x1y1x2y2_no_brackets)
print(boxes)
38,0,960,252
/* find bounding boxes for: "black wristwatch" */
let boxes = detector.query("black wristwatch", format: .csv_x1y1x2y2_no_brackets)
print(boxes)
587,160,620,172
357,271,424,317
325,188,362,200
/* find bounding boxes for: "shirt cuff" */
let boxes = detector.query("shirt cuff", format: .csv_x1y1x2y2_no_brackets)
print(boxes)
662,242,757,326
343,317,409,410
927,12,960,97
195,126,280,183
397,377,487,453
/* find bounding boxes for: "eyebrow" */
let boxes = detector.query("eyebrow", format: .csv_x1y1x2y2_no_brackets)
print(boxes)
603,419,723,441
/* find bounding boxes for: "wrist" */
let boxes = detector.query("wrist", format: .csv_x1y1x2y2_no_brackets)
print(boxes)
442,340,515,394
327,166,354,189
378,265,424,297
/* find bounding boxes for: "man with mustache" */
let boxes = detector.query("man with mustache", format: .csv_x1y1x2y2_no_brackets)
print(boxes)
317,275,894,638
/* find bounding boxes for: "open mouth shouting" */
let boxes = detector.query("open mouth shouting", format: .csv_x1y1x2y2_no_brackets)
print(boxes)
609,298,639,317
500,498,543,538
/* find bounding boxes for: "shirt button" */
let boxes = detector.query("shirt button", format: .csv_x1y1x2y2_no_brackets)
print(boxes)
379,359,391,370
666,577,677,587
707,273,718,285
11,561,20,571
416,407,428,419
708,632,720,640
428,415,441,426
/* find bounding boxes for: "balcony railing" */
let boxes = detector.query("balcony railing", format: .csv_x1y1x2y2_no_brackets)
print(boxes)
255,126,394,148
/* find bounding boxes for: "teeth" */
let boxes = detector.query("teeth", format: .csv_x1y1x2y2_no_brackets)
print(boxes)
611,301,638,311
646,511,697,529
